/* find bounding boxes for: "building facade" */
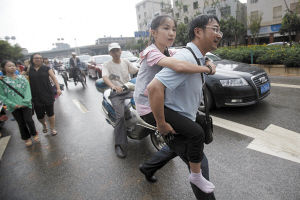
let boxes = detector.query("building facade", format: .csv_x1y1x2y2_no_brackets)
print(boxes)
247,0,300,43
173,0,247,26
135,0,172,32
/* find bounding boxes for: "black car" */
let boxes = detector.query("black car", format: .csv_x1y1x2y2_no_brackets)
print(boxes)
204,53,271,110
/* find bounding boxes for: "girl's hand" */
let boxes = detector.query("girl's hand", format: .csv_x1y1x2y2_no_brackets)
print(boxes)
205,60,216,75
15,105,24,109
56,89,62,96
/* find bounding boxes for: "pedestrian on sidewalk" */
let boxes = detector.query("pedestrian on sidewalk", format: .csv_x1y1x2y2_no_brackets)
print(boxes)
28,53,62,136
0,60,39,147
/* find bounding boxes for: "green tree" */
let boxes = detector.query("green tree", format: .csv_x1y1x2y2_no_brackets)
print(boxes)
0,40,23,63
220,19,234,46
174,23,189,46
249,12,262,44
280,12,300,45
220,17,246,47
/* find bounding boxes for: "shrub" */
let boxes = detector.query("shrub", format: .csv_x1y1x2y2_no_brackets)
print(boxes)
213,45,300,67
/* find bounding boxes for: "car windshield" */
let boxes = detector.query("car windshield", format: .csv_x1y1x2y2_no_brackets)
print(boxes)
78,55,92,62
94,55,112,64
205,53,222,61
121,51,134,58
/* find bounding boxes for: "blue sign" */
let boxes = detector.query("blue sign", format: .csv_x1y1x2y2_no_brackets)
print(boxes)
271,24,281,32
134,31,150,38
247,24,282,35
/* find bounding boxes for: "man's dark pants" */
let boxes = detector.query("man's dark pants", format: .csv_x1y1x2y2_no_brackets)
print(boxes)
141,111,216,200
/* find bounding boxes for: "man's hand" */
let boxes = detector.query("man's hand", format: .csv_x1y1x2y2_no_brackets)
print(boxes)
112,85,123,93
157,121,176,136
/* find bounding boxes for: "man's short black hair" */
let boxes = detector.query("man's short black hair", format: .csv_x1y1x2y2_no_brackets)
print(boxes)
188,14,220,40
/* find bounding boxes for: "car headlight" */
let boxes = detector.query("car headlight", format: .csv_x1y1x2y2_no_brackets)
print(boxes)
220,78,249,87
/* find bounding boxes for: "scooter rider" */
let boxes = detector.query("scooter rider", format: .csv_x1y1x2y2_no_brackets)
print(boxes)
102,43,138,158
69,52,81,83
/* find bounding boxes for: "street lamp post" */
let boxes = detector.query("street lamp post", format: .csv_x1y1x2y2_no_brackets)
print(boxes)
2,36,16,45
74,38,80,55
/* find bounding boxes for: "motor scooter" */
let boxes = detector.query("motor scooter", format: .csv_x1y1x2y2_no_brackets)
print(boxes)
61,67,86,88
95,78,166,150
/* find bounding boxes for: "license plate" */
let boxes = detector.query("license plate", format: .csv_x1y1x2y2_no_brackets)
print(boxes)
260,82,270,94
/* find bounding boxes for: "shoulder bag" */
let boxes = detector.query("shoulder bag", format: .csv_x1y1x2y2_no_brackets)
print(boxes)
0,79,24,98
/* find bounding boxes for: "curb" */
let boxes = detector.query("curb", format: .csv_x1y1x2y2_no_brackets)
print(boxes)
251,64,300,77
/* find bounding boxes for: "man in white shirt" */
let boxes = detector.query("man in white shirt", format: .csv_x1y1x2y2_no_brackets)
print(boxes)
102,43,138,158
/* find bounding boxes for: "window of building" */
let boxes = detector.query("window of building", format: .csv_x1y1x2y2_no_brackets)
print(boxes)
176,13,180,19
273,6,282,19
220,6,231,18
183,5,188,12
184,17,189,24
250,11,258,20
175,0,179,7
143,3,145,8
137,6,139,11
138,15,141,20
207,9,216,15
144,12,147,17
250,0,258,3
193,1,199,9
291,2,300,14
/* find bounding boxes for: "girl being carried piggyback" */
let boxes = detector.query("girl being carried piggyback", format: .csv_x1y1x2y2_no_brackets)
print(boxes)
133,15,215,193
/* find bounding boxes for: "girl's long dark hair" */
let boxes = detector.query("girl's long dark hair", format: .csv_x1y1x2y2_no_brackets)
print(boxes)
149,15,176,57
148,15,177,45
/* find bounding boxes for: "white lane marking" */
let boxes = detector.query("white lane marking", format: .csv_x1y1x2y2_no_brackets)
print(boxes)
72,99,88,113
271,83,300,89
212,116,300,164
0,136,11,160
248,124,300,164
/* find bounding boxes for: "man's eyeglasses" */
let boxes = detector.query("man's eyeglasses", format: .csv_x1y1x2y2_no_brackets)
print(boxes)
33,57,43,60
205,26,223,37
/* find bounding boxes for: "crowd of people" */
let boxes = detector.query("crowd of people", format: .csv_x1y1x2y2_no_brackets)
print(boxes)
0,53,62,146
0,14,223,199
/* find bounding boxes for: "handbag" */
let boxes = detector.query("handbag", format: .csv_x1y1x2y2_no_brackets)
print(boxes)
185,47,214,144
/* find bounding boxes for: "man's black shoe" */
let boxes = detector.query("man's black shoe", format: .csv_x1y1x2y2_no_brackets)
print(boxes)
115,146,126,158
139,164,157,183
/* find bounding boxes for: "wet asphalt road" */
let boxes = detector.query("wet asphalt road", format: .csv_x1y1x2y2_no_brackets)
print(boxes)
0,75,299,200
